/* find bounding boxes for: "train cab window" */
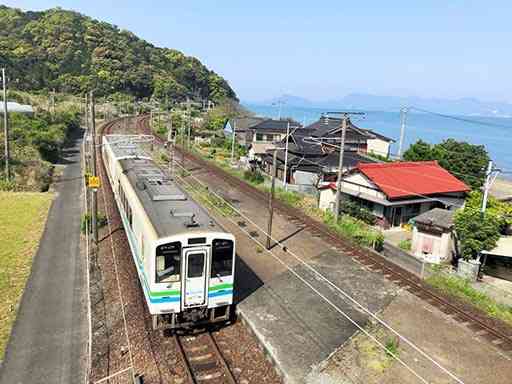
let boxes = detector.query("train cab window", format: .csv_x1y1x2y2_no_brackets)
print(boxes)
211,239,234,277
156,242,181,283
187,253,205,278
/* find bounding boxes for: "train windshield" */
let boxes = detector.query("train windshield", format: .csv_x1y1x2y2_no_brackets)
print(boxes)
211,239,234,277
156,241,181,283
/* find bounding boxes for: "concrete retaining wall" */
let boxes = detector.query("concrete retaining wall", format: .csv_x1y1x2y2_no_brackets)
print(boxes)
380,240,425,277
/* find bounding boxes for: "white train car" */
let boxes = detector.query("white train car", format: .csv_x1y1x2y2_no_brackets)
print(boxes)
101,135,235,330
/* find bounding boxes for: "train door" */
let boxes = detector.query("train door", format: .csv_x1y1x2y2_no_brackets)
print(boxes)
182,248,208,308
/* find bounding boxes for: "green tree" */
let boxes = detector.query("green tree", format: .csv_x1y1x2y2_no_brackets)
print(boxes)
0,5,238,103
403,139,489,189
454,207,501,260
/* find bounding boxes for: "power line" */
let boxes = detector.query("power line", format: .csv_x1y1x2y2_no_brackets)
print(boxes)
409,107,512,130
171,156,466,384
175,173,433,384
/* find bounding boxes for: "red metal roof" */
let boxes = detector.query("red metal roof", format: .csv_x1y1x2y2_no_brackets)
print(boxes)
356,161,470,199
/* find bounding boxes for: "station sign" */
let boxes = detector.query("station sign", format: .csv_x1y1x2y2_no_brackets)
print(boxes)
88,176,101,189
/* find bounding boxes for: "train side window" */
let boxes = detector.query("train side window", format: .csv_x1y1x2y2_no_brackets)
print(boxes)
127,204,133,227
156,242,181,283
211,239,234,277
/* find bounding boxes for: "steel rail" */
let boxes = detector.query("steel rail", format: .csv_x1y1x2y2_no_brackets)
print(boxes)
134,115,512,352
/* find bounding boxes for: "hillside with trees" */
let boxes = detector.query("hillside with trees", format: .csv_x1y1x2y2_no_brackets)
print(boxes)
0,6,237,103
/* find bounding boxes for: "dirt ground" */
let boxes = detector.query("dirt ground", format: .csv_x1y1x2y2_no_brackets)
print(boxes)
317,291,512,384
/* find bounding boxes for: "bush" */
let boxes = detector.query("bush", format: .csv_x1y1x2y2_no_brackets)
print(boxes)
243,169,264,184
340,200,376,225
81,213,108,234
454,207,501,260
0,179,17,191
398,239,412,251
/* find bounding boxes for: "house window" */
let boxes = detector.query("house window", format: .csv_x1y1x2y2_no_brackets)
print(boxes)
256,133,264,141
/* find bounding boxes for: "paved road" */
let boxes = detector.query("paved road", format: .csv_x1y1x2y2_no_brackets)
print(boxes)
0,133,87,384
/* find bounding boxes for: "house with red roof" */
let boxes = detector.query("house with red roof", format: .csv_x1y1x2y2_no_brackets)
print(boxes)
318,161,470,228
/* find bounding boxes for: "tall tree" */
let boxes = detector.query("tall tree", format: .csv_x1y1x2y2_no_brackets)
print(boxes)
403,139,490,189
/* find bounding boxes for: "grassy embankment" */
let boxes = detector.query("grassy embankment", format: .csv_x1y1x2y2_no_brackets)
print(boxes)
427,269,512,326
0,191,53,358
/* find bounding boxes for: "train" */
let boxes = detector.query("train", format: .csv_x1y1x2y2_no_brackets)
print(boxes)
101,134,235,330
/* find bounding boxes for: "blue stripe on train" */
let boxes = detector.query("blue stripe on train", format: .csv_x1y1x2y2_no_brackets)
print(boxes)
149,295,181,304
208,289,233,298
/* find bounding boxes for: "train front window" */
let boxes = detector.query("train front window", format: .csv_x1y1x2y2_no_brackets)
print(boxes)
211,239,234,277
156,242,181,283
187,253,205,278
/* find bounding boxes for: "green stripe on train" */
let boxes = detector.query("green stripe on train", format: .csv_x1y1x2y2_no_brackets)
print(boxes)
208,283,233,292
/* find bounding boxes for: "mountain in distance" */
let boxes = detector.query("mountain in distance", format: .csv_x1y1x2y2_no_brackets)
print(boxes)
257,93,512,117
0,5,237,102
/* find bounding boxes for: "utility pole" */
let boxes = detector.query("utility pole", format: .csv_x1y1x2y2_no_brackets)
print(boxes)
334,116,347,221
267,149,278,249
482,161,500,213
329,111,365,221
167,112,174,177
230,119,236,163
2,68,10,180
50,89,56,116
398,107,408,159
90,91,98,245
186,106,191,150
283,120,290,189
181,117,185,171
84,93,89,159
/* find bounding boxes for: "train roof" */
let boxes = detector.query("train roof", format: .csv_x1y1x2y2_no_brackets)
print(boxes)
119,157,223,239
104,135,151,159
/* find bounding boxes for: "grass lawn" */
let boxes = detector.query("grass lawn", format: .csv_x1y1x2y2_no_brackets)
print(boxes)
0,191,54,359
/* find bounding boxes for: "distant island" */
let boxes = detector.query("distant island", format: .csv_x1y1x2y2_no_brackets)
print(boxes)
254,93,512,118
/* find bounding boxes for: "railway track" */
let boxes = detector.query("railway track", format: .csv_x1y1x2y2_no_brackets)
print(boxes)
135,114,512,354
175,332,237,384
97,117,243,384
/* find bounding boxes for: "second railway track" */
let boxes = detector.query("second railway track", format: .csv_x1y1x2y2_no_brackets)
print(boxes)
134,114,512,354
175,331,237,384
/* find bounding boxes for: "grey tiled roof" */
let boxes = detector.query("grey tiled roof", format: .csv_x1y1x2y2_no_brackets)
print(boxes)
306,116,394,142
412,208,455,230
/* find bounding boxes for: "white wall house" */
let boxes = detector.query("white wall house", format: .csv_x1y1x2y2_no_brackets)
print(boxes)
411,208,456,263
318,161,469,228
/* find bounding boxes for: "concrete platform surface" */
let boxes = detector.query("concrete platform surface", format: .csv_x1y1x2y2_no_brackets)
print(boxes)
236,250,397,384
0,134,87,384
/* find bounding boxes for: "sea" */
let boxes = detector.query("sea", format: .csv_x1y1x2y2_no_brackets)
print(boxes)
243,102,512,179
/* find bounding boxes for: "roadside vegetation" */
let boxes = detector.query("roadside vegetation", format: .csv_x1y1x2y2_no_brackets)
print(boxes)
0,191,54,359
426,269,512,326
0,90,81,192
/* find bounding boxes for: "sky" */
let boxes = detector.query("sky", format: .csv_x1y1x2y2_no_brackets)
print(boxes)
3,1,512,102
